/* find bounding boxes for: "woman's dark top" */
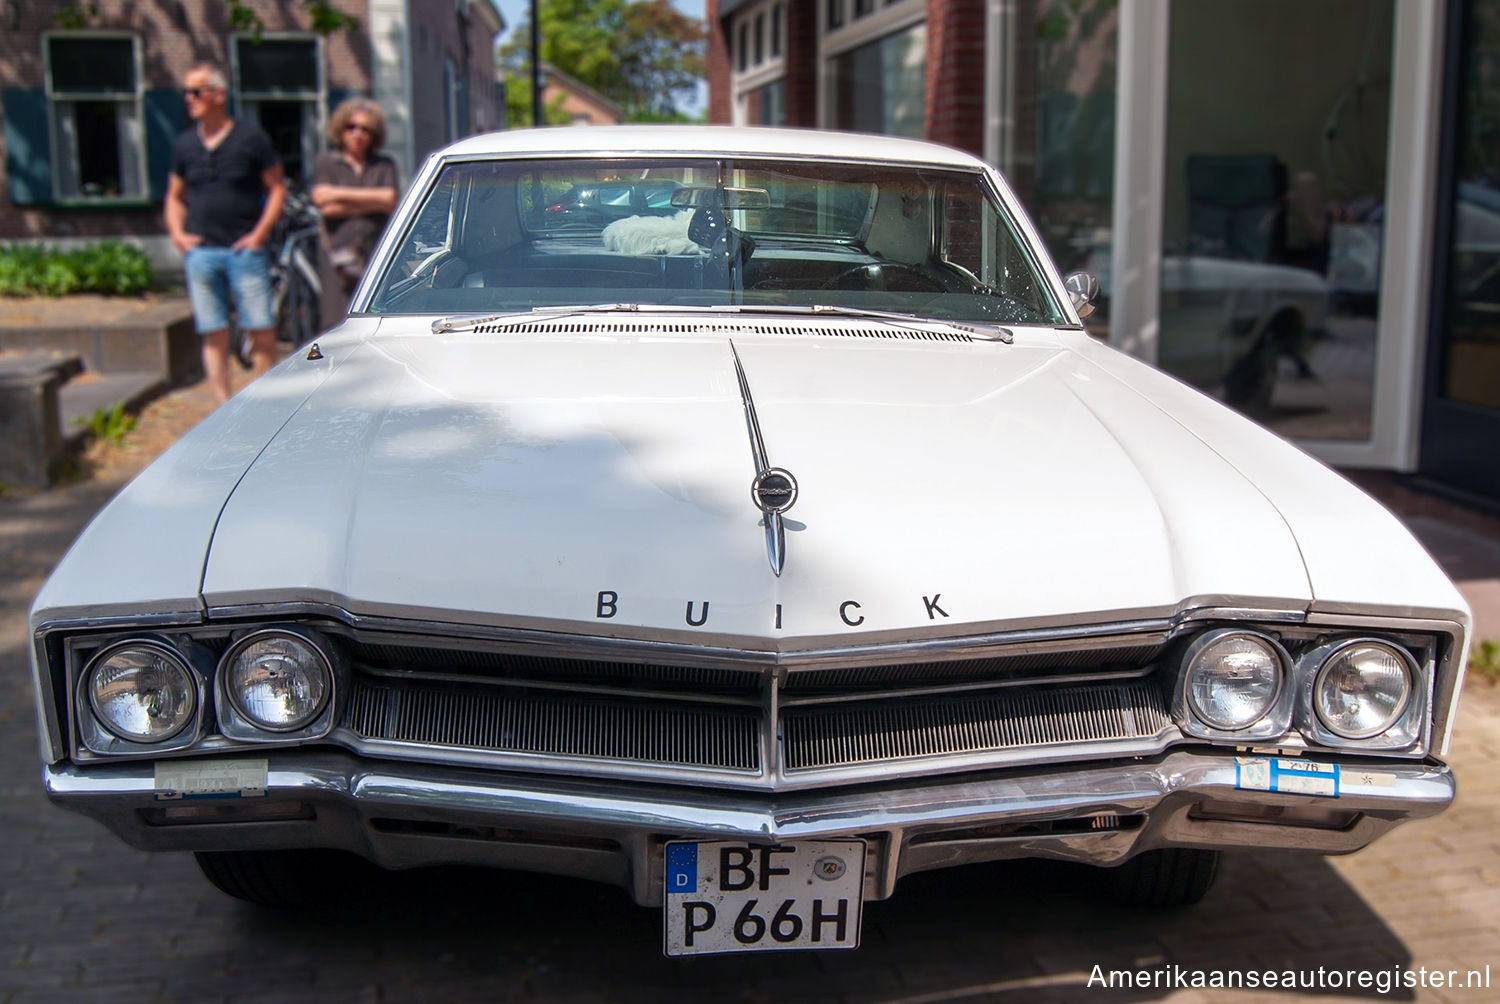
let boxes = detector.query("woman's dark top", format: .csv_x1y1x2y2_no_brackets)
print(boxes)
313,150,399,328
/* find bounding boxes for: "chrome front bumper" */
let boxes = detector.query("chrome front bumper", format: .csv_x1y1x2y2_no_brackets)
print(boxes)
45,750,1455,907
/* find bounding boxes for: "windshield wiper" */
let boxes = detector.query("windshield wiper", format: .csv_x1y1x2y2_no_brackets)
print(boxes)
699,303,1014,343
431,303,643,333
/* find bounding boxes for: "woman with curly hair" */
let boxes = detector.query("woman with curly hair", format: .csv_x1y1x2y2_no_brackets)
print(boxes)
311,97,400,329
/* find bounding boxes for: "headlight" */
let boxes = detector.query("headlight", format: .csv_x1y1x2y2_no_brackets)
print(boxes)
1185,632,1284,731
87,643,197,742
1313,642,1412,739
224,632,332,732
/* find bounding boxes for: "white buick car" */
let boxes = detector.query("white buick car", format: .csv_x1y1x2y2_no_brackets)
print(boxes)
31,127,1469,956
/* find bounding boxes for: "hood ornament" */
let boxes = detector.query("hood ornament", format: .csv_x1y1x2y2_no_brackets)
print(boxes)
752,468,798,516
730,342,795,576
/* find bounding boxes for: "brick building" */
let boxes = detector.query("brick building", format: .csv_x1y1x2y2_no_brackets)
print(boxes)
0,0,502,266
707,0,1500,508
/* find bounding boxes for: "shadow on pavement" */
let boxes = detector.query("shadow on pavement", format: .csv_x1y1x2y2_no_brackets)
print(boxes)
205,851,1416,1003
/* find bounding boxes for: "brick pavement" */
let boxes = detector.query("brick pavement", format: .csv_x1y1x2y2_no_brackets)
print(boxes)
2,391,1498,1002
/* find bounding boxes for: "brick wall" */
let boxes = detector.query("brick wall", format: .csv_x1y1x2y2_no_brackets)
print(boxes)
406,0,502,161
923,0,984,157
707,0,733,124
783,0,818,127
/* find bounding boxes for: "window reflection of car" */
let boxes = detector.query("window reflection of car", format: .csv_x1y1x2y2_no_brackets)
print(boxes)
1090,245,1331,411
543,181,684,228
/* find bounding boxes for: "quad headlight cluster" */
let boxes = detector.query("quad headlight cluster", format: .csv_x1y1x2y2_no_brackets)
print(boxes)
77,626,342,754
1176,628,1422,750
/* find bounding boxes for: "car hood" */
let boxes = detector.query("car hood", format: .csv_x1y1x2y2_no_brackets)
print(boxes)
199,321,1319,645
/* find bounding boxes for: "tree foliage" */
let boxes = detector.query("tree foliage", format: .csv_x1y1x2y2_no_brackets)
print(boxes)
499,0,705,124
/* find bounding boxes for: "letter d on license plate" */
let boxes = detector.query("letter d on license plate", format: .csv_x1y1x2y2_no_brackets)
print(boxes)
663,839,865,956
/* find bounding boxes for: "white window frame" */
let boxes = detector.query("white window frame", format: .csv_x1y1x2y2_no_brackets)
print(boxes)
730,0,789,126
42,32,147,204
816,0,924,129
230,32,325,175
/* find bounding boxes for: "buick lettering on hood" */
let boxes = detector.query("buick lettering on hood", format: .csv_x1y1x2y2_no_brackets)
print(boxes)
31,127,1470,956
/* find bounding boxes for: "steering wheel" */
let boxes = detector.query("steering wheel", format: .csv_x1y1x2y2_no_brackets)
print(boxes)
818,262,946,292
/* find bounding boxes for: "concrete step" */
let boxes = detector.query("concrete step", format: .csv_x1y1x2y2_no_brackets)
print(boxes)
59,370,165,448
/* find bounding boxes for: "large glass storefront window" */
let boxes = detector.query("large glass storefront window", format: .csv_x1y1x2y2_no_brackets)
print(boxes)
826,22,925,137
1160,0,1393,439
1439,2,1500,414
1006,0,1117,339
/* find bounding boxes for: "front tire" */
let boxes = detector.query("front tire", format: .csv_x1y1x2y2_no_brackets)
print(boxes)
194,849,372,908
1103,848,1220,908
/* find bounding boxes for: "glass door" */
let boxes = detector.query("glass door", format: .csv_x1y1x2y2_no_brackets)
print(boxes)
1157,0,1395,442
1421,0,1500,501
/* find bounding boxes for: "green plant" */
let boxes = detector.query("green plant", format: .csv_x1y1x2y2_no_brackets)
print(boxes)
0,241,153,297
77,403,137,445
1472,639,1500,684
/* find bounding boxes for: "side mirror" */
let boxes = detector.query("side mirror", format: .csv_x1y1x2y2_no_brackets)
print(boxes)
1063,272,1099,319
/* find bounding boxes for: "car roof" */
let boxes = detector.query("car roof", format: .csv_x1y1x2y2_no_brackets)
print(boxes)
435,125,991,171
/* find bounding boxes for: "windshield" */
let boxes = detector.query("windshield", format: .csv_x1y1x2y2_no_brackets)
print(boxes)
367,156,1068,325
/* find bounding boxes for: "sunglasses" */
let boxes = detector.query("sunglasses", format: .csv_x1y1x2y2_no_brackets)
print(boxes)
344,122,376,135
183,87,219,99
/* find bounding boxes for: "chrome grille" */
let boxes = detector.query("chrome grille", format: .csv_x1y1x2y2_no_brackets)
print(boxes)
335,630,1176,785
782,680,1170,770
783,645,1163,691
350,642,760,693
347,679,761,770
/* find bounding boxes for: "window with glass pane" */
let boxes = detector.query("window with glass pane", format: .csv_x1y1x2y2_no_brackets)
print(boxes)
1159,0,1392,439
44,35,143,199
236,39,319,94
826,23,926,138
1008,1,1116,339
772,4,784,57
234,36,319,182
369,157,1066,327
750,79,787,126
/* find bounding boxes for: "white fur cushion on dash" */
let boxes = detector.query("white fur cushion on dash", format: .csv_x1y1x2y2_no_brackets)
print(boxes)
601,210,701,255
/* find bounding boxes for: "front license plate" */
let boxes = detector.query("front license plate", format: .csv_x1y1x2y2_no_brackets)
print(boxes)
663,839,865,956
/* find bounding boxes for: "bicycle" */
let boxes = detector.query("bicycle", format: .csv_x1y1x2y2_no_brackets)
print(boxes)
270,187,323,349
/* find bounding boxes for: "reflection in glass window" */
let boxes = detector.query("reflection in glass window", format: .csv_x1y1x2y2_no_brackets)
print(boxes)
1012,1,1117,339
1159,0,1393,440
44,35,144,200
826,23,926,138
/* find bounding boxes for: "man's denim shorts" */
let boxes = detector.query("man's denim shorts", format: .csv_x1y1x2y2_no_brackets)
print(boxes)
184,246,273,334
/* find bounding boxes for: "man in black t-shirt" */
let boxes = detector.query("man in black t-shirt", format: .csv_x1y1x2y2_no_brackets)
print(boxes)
164,63,286,403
